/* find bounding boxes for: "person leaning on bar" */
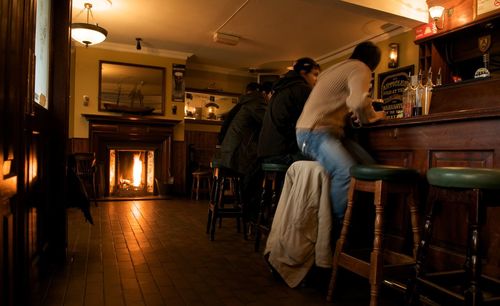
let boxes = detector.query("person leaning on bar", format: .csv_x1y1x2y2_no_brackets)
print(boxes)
296,41,386,230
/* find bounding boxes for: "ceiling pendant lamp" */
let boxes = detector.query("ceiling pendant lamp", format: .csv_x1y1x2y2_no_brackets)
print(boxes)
71,3,108,47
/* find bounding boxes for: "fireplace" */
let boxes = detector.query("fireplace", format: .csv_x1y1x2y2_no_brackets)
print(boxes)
109,149,155,197
83,114,179,198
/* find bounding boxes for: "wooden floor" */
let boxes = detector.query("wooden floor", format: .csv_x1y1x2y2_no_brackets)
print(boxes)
35,197,404,306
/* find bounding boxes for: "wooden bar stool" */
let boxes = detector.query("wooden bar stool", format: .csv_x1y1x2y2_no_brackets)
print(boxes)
206,160,247,241
191,169,212,200
254,163,288,252
327,164,421,306
406,167,500,306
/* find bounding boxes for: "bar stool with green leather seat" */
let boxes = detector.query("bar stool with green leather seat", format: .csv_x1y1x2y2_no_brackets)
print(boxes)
327,164,421,306
206,159,246,241
254,163,289,252
406,167,500,306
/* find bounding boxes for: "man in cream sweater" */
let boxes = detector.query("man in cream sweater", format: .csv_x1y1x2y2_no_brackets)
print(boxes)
296,41,386,223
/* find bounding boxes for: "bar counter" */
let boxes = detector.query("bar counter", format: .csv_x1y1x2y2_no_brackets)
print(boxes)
357,107,500,277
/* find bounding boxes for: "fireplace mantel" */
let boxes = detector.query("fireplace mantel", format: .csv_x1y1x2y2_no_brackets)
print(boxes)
83,114,180,197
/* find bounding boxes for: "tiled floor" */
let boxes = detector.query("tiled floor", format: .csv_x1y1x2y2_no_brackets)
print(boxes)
37,198,403,306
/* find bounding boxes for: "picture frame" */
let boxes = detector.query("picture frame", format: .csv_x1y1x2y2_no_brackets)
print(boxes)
476,0,500,18
98,61,166,115
377,65,414,119
172,64,186,102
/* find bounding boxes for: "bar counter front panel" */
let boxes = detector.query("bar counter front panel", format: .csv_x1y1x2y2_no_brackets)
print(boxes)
358,107,500,277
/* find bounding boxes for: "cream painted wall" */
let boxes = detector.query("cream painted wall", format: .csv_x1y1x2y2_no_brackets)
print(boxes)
185,69,255,94
373,30,419,98
71,46,187,140
71,31,419,141
318,30,419,99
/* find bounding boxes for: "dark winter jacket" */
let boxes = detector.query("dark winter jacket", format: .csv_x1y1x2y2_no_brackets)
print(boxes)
218,100,243,145
257,71,312,159
219,91,267,174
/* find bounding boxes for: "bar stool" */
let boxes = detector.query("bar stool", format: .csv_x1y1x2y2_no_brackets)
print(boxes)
406,167,500,306
327,164,421,306
206,160,247,241
191,169,212,200
254,163,288,252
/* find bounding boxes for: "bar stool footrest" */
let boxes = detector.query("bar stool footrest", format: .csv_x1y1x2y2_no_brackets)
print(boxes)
337,248,416,280
417,270,500,304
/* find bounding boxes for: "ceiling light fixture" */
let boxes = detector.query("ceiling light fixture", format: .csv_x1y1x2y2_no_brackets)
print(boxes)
213,32,240,46
71,3,108,47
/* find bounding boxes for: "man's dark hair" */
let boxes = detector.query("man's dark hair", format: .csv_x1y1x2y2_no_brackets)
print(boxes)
293,57,320,74
246,82,260,93
350,41,381,71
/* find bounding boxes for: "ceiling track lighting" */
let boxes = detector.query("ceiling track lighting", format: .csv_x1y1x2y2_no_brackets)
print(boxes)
71,3,108,47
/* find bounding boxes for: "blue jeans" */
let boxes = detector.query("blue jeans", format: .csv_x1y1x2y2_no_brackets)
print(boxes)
296,130,375,219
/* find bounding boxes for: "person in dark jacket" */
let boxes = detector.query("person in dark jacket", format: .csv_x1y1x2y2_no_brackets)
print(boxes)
217,82,261,145
218,82,268,221
257,57,320,165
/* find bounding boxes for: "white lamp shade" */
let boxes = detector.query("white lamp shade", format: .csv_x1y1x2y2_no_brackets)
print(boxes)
71,23,108,46
429,6,445,19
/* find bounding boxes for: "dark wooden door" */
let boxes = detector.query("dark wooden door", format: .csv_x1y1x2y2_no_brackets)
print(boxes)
1,0,71,305
1,0,33,304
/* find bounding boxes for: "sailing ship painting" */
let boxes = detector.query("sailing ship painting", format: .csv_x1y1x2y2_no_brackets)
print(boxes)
99,61,166,115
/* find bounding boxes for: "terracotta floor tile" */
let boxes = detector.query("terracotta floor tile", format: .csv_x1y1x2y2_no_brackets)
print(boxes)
37,197,403,306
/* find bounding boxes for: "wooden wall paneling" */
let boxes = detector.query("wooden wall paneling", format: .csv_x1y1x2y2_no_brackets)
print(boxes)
184,130,219,194
430,150,494,168
371,150,414,167
172,141,186,195
68,138,90,153
361,114,500,276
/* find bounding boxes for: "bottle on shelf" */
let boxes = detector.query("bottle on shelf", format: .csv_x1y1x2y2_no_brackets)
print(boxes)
475,53,491,79
436,67,442,86
413,70,424,116
423,67,433,115
402,72,414,118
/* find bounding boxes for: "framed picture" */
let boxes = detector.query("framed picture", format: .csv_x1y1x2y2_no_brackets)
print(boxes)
99,61,166,115
476,0,500,17
172,64,185,102
377,65,414,118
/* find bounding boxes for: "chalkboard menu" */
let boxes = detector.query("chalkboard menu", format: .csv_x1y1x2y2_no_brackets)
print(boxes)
377,65,414,118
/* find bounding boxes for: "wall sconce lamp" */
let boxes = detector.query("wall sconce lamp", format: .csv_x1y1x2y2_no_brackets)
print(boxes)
388,43,399,68
429,5,445,30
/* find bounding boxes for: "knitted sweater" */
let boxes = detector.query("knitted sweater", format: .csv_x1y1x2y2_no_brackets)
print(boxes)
296,59,382,137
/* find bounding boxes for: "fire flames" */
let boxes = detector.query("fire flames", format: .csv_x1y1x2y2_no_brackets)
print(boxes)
132,154,142,187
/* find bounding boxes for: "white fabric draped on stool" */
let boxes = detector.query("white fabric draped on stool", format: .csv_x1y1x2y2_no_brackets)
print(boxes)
264,161,332,288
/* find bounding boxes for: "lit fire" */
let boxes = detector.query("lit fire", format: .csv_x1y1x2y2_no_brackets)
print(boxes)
132,154,142,187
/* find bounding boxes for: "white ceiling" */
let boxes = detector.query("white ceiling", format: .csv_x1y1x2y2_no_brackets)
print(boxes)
71,0,428,74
